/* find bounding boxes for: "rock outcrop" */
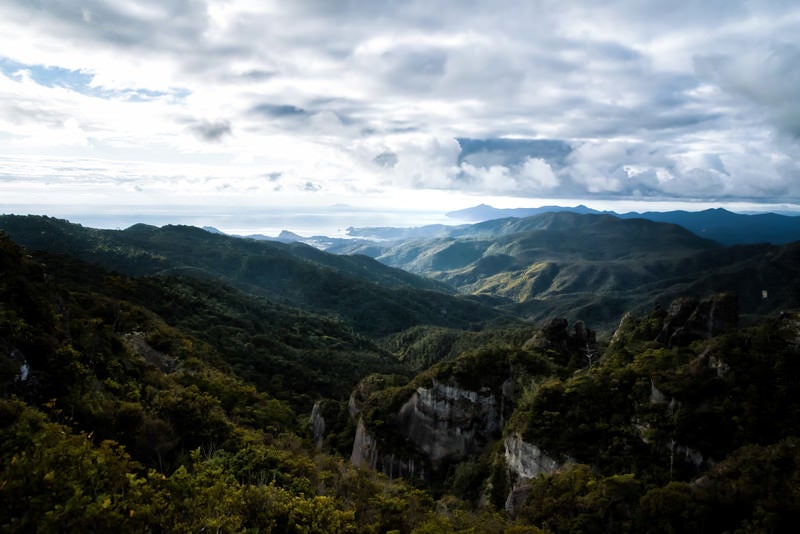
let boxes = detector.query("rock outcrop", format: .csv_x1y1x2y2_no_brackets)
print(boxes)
524,318,597,366
657,294,738,346
350,378,505,479
310,401,326,449
123,331,177,372
350,418,378,469
644,380,708,468
398,379,500,463
503,433,566,515
350,418,426,479
504,433,562,480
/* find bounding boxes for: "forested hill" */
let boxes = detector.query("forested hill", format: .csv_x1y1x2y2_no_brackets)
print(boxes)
3,228,800,532
0,215,507,337
0,231,461,531
332,212,800,333
446,204,800,245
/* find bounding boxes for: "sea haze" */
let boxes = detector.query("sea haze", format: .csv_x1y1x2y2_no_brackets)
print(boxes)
0,204,467,238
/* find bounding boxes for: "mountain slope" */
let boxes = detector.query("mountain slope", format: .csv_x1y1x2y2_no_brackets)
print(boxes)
350,295,800,531
447,204,800,245
335,212,800,333
0,215,507,336
617,207,800,245
4,227,800,532
0,232,485,532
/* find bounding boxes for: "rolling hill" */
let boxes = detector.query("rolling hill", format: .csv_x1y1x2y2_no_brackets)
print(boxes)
3,216,800,532
0,215,508,337
329,212,800,333
446,204,800,245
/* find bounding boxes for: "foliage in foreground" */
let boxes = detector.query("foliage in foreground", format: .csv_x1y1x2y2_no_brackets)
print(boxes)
3,228,800,532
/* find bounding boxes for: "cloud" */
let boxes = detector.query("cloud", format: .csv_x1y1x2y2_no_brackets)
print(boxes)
457,138,571,168
373,152,398,168
0,0,799,210
519,158,559,190
695,42,800,138
189,119,231,142
251,104,309,119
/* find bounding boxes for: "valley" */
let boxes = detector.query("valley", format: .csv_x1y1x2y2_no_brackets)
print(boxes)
2,210,800,532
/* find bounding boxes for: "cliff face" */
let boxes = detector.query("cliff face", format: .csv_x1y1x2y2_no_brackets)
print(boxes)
350,417,426,479
398,379,500,463
350,418,378,469
310,401,326,449
504,432,562,479
657,294,738,346
350,378,506,479
503,432,566,515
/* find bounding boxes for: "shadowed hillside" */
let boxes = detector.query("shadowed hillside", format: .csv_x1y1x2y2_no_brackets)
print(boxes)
0,215,508,337
330,213,800,334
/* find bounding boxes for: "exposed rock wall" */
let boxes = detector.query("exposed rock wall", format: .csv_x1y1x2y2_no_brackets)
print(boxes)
310,401,326,449
350,378,503,479
645,380,707,467
398,379,499,463
503,433,561,480
350,418,378,469
657,294,738,346
350,418,426,479
503,433,565,515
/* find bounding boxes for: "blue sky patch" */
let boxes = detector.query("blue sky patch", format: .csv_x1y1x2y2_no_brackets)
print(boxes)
0,56,187,102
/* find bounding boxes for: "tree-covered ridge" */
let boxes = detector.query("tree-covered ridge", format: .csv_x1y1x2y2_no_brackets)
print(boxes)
331,212,800,334
350,296,800,532
0,215,508,337
3,225,800,532
0,232,545,532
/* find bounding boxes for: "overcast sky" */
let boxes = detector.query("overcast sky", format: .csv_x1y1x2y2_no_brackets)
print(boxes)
1,0,800,221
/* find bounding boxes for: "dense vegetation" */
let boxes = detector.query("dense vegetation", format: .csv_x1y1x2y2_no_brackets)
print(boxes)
0,215,506,337
355,298,800,532
3,212,800,532
0,232,533,532
329,212,800,334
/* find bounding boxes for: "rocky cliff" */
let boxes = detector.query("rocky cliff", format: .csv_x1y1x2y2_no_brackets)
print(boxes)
350,417,426,479
350,378,506,479
398,379,501,463
503,432,566,514
656,293,738,346
310,401,326,449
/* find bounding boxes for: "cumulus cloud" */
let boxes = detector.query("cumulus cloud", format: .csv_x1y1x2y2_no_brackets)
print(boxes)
0,0,799,209
373,152,398,168
251,104,309,119
695,42,800,138
189,119,231,142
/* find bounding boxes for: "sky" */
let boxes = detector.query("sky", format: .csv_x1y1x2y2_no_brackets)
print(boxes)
1,0,800,232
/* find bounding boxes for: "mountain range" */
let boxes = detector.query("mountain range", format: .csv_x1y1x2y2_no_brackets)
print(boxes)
320,211,800,334
446,204,800,245
2,209,800,531
0,215,507,337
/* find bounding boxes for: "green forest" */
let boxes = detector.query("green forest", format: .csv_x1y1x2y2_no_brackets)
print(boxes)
2,216,800,533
